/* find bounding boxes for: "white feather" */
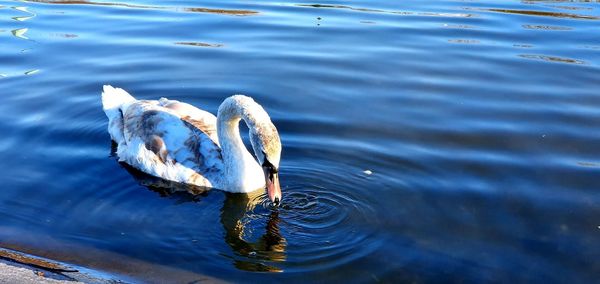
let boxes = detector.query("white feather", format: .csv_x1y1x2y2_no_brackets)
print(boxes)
101,85,279,193
101,85,136,145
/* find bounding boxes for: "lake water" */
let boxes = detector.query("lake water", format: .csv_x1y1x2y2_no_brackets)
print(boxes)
0,0,599,282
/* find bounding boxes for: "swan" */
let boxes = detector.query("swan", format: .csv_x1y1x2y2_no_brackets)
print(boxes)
101,85,282,205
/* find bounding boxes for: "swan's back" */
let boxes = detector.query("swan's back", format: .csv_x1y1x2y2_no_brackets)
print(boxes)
158,98,219,145
101,85,224,187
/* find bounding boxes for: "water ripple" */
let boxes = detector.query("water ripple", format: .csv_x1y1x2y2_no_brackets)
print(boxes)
11,6,36,21
483,8,599,20
295,3,476,18
519,54,586,64
175,42,224,48
11,28,29,39
0,0,599,282
23,0,259,16
264,166,382,271
522,24,572,30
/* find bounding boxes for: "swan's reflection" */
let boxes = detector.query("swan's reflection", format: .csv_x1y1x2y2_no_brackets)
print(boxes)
221,192,286,272
116,150,286,272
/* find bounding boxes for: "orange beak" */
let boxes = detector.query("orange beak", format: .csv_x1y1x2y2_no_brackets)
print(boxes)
263,166,281,206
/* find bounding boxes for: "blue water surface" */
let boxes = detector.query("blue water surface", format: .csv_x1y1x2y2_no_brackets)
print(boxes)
0,0,599,282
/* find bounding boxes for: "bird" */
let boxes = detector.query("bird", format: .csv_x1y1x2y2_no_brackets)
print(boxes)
101,85,282,205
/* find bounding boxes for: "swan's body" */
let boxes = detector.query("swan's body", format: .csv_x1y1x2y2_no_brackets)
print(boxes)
101,85,282,201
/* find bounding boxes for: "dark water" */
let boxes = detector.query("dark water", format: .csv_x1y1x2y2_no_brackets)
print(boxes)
1,0,599,282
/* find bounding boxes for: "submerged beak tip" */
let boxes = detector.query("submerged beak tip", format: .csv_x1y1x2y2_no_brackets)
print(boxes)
263,163,281,206
268,188,281,206
263,166,281,206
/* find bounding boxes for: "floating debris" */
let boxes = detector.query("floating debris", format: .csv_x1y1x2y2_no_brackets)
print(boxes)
363,170,372,175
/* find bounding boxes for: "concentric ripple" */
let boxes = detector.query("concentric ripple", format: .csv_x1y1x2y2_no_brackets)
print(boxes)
213,163,382,273
273,165,381,272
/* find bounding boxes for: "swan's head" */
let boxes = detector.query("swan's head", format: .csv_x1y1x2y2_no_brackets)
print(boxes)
220,94,283,205
249,120,282,206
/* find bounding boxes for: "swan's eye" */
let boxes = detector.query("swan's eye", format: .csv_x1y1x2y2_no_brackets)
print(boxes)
261,151,278,174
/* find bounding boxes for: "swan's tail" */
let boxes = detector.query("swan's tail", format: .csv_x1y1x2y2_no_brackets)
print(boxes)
101,85,136,144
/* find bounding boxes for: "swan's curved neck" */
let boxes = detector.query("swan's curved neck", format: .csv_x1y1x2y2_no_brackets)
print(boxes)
216,96,266,192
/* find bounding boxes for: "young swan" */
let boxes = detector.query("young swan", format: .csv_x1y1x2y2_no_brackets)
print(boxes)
101,85,282,205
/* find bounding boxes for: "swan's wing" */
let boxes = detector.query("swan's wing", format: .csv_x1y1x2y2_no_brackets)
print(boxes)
120,100,223,186
158,98,219,145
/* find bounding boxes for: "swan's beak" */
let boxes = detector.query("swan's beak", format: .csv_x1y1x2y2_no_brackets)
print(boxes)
263,166,281,206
